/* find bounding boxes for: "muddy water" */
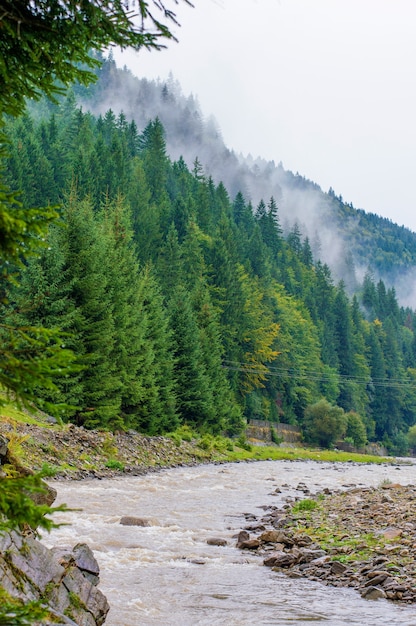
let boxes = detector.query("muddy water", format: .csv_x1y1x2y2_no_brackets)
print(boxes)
45,460,416,625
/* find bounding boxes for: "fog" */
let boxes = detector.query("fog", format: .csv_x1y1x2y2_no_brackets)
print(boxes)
114,0,416,233
80,60,416,306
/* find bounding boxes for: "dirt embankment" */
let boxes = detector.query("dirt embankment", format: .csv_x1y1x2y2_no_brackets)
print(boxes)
0,418,215,479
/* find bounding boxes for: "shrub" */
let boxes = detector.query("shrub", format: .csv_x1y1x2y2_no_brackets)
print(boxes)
390,431,409,457
236,435,252,452
303,399,347,449
408,424,416,453
198,434,215,451
105,459,124,471
345,411,367,448
176,425,195,442
292,498,318,512
270,427,282,445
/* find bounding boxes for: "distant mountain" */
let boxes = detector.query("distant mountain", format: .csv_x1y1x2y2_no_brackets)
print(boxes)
76,54,416,305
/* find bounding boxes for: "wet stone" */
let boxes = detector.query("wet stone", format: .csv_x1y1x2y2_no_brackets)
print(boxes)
361,586,387,600
331,561,348,575
207,537,227,546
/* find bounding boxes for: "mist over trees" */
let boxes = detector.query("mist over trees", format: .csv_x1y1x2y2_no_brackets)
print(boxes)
76,55,416,308
4,80,416,454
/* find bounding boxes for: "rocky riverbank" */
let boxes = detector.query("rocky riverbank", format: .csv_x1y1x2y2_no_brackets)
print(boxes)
0,416,221,624
0,417,215,480
237,481,416,603
3,413,416,612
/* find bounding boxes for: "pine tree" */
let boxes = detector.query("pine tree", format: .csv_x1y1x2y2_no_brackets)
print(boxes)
260,196,283,258
168,285,215,429
138,265,178,433
99,197,154,430
61,194,121,428
182,223,243,433
139,118,170,205
333,281,356,411
367,321,388,439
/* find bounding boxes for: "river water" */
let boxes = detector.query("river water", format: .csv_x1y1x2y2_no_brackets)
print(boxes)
45,460,416,626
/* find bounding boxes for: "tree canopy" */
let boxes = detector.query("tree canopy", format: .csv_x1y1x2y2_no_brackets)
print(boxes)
0,0,193,409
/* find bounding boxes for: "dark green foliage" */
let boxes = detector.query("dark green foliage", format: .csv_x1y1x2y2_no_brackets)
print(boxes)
303,399,347,448
0,466,66,535
345,411,367,448
0,1,193,118
135,266,178,434
168,285,215,428
0,599,49,626
4,85,416,446
389,430,409,457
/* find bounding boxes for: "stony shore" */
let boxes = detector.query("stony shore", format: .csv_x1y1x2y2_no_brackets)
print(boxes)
0,418,215,479
0,418,218,624
237,481,416,604
3,416,416,606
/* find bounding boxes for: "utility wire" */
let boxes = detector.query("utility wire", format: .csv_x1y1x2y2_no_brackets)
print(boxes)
222,360,416,390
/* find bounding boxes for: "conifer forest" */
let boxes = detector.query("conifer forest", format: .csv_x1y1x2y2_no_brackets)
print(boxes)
3,57,416,456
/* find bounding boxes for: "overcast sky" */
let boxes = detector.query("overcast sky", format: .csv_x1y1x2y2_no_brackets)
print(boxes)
115,0,416,231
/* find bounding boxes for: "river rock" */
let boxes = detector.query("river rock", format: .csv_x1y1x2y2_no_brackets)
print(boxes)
260,530,293,546
331,561,348,575
264,551,296,567
236,530,250,547
380,527,402,540
120,516,151,526
364,573,390,586
297,548,327,564
239,538,261,550
259,529,287,543
31,480,58,507
207,537,228,546
0,530,109,625
73,543,100,575
361,586,387,600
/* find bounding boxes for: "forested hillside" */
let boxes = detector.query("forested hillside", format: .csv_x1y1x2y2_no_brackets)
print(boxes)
72,55,416,306
4,79,416,455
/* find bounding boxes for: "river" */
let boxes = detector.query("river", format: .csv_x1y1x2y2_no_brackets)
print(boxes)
45,460,416,625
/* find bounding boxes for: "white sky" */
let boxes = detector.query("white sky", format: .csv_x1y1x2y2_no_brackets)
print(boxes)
115,0,416,231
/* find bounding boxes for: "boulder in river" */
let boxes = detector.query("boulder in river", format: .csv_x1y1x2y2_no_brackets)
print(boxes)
120,516,152,526
207,537,228,546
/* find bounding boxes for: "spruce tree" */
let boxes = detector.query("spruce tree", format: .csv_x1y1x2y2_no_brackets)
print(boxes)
99,196,154,431
138,265,179,433
61,194,122,428
168,284,215,429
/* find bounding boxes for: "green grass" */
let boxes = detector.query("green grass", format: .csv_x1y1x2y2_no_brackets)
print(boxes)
292,498,319,512
216,442,391,465
105,459,125,471
0,392,56,427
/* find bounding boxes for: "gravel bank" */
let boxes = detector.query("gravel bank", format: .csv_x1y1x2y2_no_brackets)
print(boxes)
0,419,214,479
238,482,416,603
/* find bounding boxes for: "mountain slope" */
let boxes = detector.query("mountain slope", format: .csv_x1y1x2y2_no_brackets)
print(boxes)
76,55,416,305
5,55,416,453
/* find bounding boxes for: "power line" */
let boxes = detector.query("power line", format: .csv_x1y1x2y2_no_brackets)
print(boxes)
222,360,416,390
